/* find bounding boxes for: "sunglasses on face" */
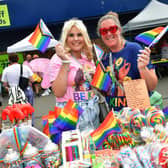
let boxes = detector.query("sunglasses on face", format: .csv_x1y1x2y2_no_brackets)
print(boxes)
68,33,83,37
99,25,118,36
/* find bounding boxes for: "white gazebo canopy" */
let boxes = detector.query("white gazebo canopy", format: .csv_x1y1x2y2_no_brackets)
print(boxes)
7,33,58,53
123,0,168,33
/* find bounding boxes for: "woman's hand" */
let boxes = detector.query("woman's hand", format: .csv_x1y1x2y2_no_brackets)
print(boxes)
55,43,70,61
137,47,151,71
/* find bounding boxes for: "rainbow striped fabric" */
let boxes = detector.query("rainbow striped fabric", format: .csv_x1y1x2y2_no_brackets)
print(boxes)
90,111,122,147
42,99,84,144
29,19,53,53
91,62,112,92
135,26,165,46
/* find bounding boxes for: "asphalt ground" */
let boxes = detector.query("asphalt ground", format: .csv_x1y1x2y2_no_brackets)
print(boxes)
2,76,168,132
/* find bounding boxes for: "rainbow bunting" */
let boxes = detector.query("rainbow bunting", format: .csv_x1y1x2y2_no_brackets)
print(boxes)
93,43,104,61
90,111,122,147
29,19,53,53
135,26,168,47
91,62,112,92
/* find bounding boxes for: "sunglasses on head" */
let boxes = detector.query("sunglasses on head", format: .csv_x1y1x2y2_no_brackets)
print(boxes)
99,25,118,36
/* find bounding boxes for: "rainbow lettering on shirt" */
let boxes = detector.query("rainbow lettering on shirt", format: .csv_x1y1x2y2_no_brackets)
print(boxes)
73,91,94,101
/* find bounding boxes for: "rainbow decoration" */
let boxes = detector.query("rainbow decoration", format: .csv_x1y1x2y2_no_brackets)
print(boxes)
42,99,83,144
91,62,112,92
93,43,104,62
13,126,29,156
90,111,122,147
135,26,168,47
13,126,22,152
54,100,83,130
64,99,84,116
53,108,77,130
29,19,53,53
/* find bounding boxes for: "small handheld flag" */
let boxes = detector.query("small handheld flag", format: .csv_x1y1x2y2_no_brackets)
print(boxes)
93,43,104,62
149,25,168,47
29,19,54,53
91,62,112,92
135,26,168,47
90,110,122,147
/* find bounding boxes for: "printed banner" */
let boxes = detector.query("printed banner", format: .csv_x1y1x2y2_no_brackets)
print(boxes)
0,4,10,27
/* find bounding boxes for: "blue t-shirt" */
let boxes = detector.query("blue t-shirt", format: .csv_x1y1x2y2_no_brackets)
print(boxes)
101,41,155,111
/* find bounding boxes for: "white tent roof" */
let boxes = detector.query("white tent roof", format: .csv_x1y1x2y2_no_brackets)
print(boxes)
7,33,58,53
123,0,168,33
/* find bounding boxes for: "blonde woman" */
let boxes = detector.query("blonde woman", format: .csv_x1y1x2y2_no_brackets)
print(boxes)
49,18,100,131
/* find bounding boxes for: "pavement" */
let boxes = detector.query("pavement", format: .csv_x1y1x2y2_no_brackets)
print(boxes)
2,91,56,131
2,76,168,132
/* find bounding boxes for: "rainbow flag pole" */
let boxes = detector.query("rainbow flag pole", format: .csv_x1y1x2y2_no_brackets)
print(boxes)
91,62,112,92
93,43,104,62
149,25,168,47
29,19,55,53
135,25,168,48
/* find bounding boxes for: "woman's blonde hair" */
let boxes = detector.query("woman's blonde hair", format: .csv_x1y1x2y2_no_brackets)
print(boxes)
97,11,122,37
60,18,93,61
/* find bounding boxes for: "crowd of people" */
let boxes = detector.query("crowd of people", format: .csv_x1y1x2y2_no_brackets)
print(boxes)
0,11,158,132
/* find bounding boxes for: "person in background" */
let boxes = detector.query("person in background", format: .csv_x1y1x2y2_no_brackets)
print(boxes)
32,54,42,96
97,11,158,111
49,18,100,131
23,54,32,68
1,53,35,126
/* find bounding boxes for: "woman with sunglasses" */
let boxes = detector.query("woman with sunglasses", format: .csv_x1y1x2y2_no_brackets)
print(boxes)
97,11,158,111
49,18,100,131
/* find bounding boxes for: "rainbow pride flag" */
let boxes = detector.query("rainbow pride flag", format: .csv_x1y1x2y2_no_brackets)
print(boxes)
29,19,54,53
90,110,122,147
42,100,83,143
53,99,83,130
135,26,167,46
64,99,84,116
54,108,77,130
91,62,112,92
93,43,104,62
